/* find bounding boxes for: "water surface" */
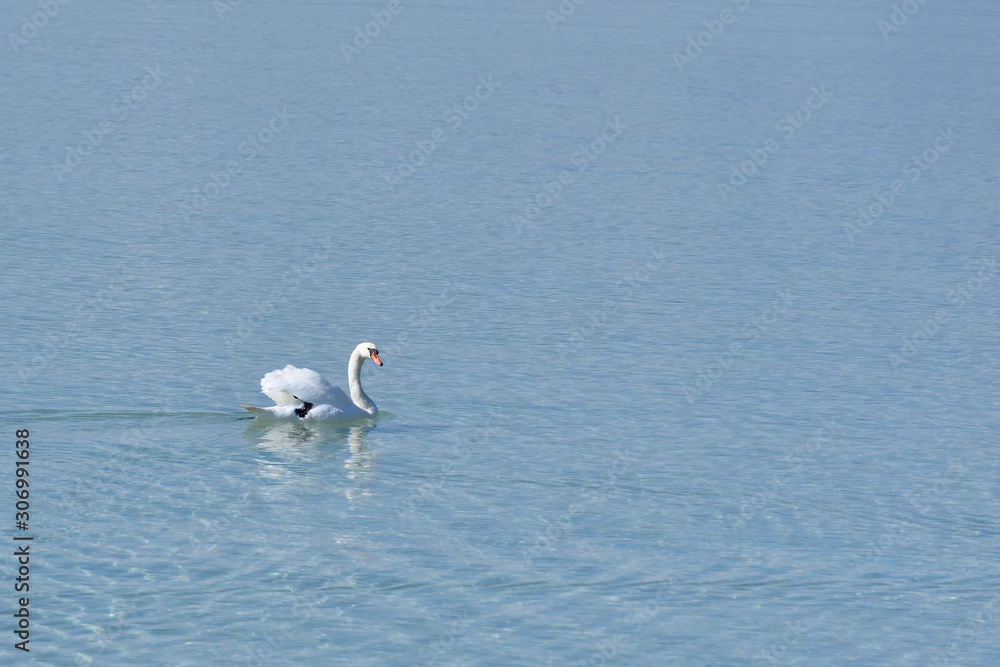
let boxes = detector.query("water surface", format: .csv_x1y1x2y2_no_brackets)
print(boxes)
2,0,999,664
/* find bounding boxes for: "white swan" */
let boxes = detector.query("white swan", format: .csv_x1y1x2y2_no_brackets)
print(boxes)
241,342,383,421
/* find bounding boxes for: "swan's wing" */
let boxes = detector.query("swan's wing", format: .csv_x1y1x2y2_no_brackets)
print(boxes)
260,365,351,406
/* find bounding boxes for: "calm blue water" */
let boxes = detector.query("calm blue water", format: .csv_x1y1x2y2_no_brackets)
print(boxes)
2,0,999,664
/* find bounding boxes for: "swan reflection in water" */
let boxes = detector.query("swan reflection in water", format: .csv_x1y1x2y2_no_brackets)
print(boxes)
244,419,378,502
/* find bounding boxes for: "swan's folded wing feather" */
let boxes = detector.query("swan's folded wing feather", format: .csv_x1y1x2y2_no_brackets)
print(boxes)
260,365,351,406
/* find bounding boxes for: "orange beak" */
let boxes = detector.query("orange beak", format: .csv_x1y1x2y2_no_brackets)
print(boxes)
370,351,383,366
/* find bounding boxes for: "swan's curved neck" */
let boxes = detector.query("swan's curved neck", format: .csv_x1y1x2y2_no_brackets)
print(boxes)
348,353,377,414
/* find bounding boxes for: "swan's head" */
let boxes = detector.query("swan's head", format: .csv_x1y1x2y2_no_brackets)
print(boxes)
356,342,382,366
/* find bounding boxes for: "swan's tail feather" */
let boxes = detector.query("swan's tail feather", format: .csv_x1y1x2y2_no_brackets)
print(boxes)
241,405,270,418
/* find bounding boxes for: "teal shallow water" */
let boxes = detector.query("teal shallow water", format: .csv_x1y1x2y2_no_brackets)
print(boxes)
4,404,998,665
3,0,1000,664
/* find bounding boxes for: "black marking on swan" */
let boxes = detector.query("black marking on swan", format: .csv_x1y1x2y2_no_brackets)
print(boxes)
292,396,314,418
